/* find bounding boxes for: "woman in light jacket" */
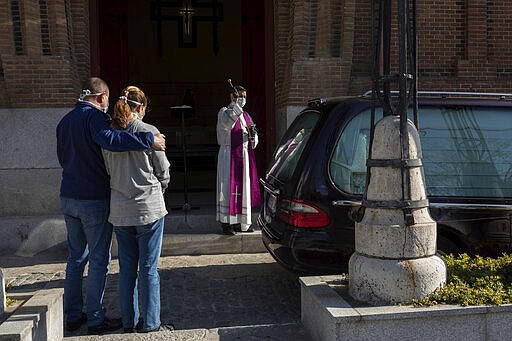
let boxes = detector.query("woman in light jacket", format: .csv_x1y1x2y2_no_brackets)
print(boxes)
102,85,172,333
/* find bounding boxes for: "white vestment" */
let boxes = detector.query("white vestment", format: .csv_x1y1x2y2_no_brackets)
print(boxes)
216,102,258,230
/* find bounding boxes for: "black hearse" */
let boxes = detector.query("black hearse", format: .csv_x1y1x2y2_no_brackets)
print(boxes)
259,92,512,274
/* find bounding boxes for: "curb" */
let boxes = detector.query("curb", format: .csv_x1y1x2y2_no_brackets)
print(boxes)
0,288,63,341
161,231,266,256
63,323,309,340
110,231,266,257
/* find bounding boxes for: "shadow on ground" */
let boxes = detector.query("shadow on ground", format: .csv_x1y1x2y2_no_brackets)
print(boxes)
154,262,301,330
4,256,302,337
99,262,300,333
0,243,68,269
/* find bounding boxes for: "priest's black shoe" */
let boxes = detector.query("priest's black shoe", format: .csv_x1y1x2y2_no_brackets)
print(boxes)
87,317,123,335
234,224,254,233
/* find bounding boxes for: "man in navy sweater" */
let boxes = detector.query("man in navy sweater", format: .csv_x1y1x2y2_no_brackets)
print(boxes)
56,77,166,335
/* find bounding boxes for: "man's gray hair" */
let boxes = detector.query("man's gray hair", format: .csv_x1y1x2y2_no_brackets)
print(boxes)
80,77,109,100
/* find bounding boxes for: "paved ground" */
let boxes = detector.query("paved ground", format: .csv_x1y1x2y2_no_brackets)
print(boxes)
1,251,311,340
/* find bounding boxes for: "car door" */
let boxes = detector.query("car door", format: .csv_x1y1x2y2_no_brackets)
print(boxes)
328,102,512,255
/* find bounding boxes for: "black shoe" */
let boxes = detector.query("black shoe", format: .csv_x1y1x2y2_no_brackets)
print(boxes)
87,317,123,335
136,317,143,330
65,312,87,332
243,226,255,233
125,317,144,333
222,223,236,235
139,323,175,333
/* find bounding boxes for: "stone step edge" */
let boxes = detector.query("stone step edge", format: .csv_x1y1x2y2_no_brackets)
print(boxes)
0,215,267,257
113,231,267,257
0,288,63,341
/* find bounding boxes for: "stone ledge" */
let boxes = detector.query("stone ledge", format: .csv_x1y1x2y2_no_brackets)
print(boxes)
159,231,266,256
300,275,512,341
0,214,265,257
0,288,63,341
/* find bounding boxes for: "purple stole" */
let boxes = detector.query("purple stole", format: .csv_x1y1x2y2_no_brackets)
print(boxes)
229,111,261,215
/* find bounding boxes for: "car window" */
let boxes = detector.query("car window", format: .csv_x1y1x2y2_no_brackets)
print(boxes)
330,105,512,198
267,111,320,182
329,108,382,193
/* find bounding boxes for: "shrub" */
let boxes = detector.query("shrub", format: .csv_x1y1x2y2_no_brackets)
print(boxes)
412,253,512,307
6,296,16,307
4,283,18,307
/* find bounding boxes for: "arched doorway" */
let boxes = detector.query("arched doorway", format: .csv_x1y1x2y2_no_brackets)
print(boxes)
90,0,274,200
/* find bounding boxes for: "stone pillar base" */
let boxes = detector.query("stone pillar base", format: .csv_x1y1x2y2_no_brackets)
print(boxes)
348,252,446,305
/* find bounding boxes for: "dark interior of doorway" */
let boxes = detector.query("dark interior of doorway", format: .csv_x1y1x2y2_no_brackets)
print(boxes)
94,0,270,209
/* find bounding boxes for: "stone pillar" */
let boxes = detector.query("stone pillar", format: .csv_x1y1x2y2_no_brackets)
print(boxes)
0,268,5,314
348,115,446,305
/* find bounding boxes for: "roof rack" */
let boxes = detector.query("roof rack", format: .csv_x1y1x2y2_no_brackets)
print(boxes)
361,90,512,100
307,98,327,107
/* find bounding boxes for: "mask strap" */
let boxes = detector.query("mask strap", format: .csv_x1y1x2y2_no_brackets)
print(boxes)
119,96,143,106
78,89,103,101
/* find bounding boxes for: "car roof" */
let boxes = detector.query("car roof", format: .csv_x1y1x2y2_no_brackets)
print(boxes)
306,91,512,110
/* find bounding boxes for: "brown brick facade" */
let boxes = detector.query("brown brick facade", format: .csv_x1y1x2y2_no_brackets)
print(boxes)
275,0,356,107
0,0,89,108
275,0,512,107
0,0,510,109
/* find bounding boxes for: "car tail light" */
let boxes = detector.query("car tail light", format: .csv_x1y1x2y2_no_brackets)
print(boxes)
278,199,331,228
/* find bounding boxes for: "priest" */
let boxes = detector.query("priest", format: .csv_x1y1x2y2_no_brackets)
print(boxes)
216,84,260,235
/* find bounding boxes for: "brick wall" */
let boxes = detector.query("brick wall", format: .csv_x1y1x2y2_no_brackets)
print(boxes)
68,0,90,82
275,0,512,111
0,0,510,110
349,0,372,94
2,55,79,107
0,0,89,108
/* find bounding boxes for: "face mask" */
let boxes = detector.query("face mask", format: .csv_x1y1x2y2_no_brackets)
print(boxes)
102,96,109,113
237,97,246,108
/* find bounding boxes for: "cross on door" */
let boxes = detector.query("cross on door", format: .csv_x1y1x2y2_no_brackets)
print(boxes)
150,0,224,56
179,0,195,37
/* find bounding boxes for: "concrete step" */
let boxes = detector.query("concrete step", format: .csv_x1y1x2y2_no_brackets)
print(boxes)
0,289,63,341
0,206,265,258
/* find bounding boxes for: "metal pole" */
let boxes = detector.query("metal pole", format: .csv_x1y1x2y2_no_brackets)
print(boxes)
367,0,419,225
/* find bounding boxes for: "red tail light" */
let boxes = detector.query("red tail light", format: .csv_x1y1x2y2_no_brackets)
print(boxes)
278,199,331,228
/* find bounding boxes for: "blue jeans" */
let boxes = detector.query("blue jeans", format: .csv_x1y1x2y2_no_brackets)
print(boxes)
114,218,164,332
61,197,113,327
